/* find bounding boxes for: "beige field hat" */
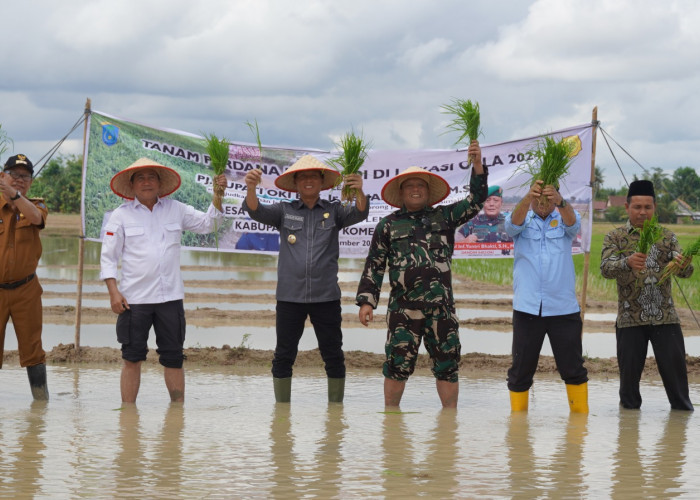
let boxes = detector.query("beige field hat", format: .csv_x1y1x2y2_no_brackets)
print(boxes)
381,166,450,208
274,155,340,192
110,158,182,200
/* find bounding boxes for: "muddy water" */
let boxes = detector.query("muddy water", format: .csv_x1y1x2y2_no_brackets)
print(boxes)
1,366,699,498
4,234,696,496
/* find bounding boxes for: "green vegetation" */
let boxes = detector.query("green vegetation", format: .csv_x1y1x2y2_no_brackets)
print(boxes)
596,165,700,223
660,235,700,284
326,129,371,203
203,133,230,176
441,98,482,146
515,136,575,208
0,123,12,159
634,215,663,253
453,221,700,311
29,155,82,213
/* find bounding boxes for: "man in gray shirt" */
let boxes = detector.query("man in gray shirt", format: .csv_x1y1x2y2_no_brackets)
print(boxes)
243,155,368,403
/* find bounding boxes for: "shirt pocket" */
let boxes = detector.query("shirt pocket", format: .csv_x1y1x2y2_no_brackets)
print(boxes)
545,225,566,253
427,218,450,252
283,217,304,233
124,224,146,241
317,215,336,231
164,222,182,244
390,223,414,256
522,225,542,240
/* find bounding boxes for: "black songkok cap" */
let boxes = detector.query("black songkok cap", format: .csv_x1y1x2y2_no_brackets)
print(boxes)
627,179,655,200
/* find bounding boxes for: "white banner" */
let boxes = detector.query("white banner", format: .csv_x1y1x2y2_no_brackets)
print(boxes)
83,111,593,258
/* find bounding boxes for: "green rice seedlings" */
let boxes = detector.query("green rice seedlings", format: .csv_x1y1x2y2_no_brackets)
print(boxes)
326,130,371,204
441,98,482,166
517,135,575,208
0,123,12,159
631,215,663,284
245,119,264,184
659,234,700,284
204,132,230,211
634,215,663,254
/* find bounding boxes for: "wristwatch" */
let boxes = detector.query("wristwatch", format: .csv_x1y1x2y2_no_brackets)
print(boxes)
10,190,21,201
556,198,567,208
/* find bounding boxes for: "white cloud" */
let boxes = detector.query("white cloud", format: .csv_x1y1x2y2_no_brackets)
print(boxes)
2,0,699,189
472,0,700,82
398,38,453,71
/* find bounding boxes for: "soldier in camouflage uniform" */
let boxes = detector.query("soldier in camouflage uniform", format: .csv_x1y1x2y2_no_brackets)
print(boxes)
357,141,488,408
457,185,512,244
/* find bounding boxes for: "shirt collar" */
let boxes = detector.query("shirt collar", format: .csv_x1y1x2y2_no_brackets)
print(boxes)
292,197,326,209
133,197,161,209
397,205,433,217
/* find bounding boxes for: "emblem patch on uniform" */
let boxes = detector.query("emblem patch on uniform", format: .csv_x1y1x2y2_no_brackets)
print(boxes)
550,220,559,228
288,234,296,244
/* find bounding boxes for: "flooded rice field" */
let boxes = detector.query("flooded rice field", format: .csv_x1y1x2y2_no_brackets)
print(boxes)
3,232,700,497
2,366,700,498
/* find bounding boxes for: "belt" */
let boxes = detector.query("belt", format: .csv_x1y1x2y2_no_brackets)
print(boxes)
0,273,35,290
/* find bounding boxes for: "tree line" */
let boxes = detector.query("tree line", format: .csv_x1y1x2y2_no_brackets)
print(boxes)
19,155,700,224
594,166,700,223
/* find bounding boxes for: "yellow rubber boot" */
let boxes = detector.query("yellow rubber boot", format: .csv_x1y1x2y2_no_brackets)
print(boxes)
509,390,529,411
566,382,589,413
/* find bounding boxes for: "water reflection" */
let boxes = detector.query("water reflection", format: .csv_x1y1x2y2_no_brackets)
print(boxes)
0,401,47,498
549,413,589,497
1,368,700,497
267,404,347,498
612,410,690,498
153,405,185,497
269,404,294,498
506,412,589,498
311,405,346,497
381,411,413,496
115,406,147,496
506,413,538,498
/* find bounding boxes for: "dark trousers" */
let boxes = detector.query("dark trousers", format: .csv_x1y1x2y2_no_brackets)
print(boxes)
273,300,345,379
616,324,693,410
507,310,588,392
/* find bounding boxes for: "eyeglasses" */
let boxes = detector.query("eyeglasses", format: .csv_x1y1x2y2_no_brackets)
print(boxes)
4,170,32,181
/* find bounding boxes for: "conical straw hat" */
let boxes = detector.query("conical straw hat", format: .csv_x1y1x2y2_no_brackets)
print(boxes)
381,166,450,208
274,155,340,192
110,157,181,200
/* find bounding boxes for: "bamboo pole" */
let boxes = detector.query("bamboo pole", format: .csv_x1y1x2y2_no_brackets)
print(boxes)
579,106,598,326
74,98,91,350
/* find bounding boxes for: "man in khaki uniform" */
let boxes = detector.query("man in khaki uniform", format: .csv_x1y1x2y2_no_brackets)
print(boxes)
0,154,49,400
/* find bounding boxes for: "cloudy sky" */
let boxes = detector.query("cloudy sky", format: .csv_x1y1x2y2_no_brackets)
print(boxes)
2,0,699,188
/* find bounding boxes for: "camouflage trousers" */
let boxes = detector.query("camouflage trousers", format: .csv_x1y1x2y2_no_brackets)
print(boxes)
383,305,460,382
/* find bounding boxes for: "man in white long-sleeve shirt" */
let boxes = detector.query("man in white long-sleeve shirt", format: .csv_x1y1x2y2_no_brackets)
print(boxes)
100,157,225,403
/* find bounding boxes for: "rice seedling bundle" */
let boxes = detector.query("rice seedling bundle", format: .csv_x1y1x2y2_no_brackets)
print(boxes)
204,132,230,212
244,119,264,185
441,98,482,166
517,135,575,208
659,234,700,284
634,215,663,254
0,123,12,158
326,130,370,204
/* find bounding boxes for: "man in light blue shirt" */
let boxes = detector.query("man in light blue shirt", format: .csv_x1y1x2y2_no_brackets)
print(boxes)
504,180,588,413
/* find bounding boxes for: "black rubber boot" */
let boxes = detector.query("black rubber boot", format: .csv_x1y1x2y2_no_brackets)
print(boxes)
27,363,49,401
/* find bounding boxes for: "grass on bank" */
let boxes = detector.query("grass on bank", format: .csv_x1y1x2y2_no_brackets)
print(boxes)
453,221,700,311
